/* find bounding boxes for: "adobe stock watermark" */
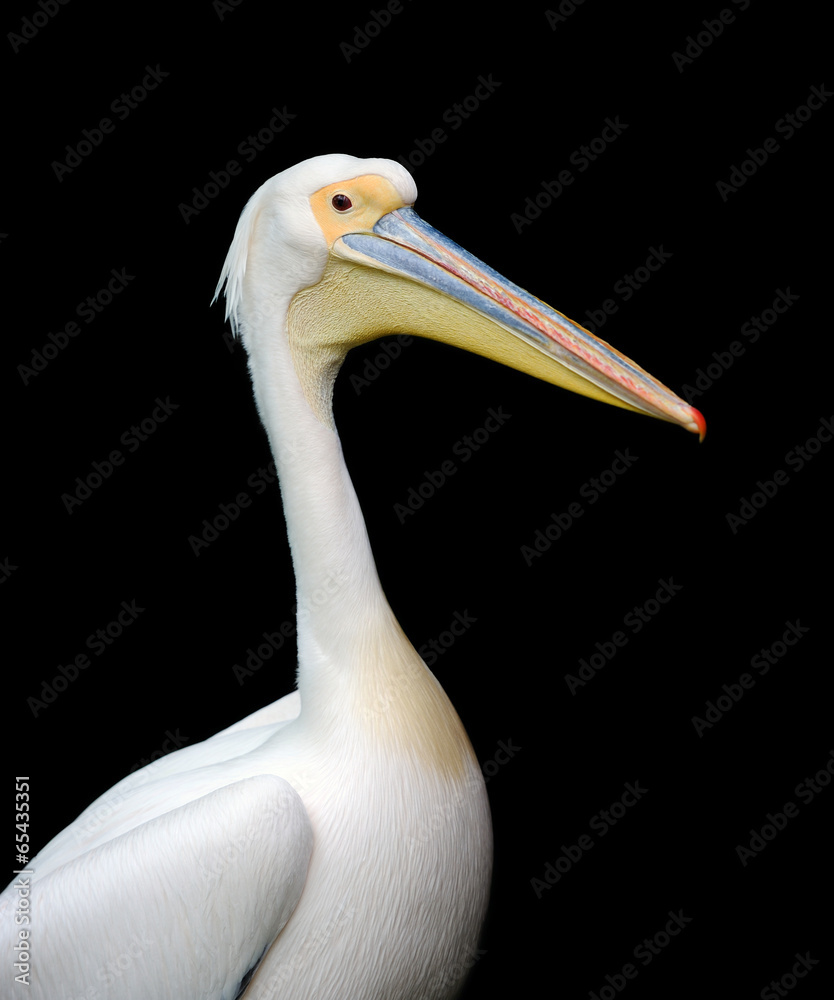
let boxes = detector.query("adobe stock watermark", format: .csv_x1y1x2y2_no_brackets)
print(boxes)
232,620,296,686
127,728,191,773
690,620,810,737
420,944,486,1000
188,450,306,557
581,246,674,334
55,932,155,997
232,570,348,685
735,748,834,866
396,74,502,172
564,578,684,694
418,610,477,667
349,335,413,393
545,0,590,30
91,932,155,994
189,490,257,556
213,0,246,20
759,952,820,999
258,903,356,993
671,0,752,73
51,66,170,182
178,106,297,224
61,397,179,514
26,599,146,716
393,407,511,523
530,780,649,897
8,0,71,54
715,84,831,202
680,287,799,403
17,268,136,385
585,910,693,1000
408,738,521,853
726,414,834,533
366,610,480,719
199,781,314,887
73,734,202,846
339,0,412,62
510,116,628,234
10,880,31,985
520,448,639,565
0,557,19,586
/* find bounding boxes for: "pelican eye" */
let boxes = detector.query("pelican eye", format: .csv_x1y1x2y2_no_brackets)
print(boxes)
331,193,353,212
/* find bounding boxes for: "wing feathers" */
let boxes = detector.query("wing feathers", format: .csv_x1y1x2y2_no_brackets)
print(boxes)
1,775,312,1000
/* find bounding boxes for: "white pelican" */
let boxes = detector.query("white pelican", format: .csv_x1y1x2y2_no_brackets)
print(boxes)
1,153,704,999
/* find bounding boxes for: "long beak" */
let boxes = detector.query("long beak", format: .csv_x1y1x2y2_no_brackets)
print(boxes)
330,207,705,440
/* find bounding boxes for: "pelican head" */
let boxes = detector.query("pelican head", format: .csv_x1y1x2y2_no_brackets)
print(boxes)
214,152,705,439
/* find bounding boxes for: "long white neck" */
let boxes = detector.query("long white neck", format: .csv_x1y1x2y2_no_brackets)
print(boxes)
234,247,478,784
240,282,397,719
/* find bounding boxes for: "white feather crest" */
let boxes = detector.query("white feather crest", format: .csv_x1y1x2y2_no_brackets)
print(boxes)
211,188,263,339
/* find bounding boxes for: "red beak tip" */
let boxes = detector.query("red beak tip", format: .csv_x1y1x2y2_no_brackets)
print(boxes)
691,407,707,442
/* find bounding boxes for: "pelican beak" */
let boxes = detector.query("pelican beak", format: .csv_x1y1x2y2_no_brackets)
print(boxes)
330,207,705,439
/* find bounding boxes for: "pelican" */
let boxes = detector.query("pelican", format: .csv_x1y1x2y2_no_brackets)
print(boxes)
1,153,704,998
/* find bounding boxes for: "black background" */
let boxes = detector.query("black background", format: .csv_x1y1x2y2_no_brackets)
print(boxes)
4,2,832,997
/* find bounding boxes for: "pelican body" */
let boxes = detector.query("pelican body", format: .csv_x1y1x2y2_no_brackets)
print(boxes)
1,154,703,998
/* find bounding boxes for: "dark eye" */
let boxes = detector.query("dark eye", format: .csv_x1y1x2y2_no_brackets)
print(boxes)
331,193,352,212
